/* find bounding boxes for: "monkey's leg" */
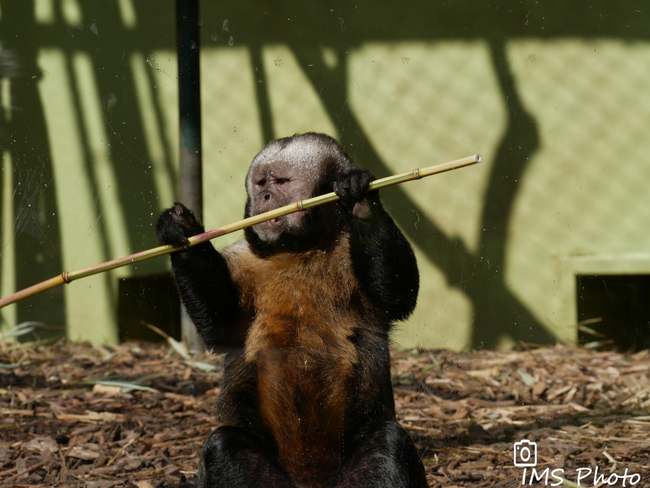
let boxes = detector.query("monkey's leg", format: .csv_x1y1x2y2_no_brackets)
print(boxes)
198,426,295,488
339,421,428,488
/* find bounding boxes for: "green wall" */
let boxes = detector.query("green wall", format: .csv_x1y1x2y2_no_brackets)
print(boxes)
1,1,649,350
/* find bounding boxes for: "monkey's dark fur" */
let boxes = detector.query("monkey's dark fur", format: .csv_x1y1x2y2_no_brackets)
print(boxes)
156,133,427,488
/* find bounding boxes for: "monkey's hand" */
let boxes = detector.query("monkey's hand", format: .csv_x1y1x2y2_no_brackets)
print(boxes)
156,202,205,247
334,169,376,220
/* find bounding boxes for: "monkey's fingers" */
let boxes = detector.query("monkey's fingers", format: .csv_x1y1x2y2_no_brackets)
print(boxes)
155,203,204,247
335,170,375,209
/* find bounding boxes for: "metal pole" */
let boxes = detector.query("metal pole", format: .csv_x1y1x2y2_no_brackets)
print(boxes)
176,0,204,352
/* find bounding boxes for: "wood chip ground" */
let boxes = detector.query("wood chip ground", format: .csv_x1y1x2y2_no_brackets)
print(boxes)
1,340,649,487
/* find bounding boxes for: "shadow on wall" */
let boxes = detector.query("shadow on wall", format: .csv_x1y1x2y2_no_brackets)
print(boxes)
1,0,646,347
0,0,176,340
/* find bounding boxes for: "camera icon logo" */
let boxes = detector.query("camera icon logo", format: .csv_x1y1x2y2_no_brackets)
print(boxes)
513,439,537,467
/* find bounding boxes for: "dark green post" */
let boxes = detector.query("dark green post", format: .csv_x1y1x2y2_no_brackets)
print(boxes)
176,0,204,352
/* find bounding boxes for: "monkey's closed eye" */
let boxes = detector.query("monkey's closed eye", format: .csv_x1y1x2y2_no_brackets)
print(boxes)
275,178,290,185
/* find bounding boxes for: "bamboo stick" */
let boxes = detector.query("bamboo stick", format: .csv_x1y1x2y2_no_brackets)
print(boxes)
0,154,481,309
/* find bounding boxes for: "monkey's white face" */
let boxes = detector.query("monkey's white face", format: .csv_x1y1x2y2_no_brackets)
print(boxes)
245,133,355,244
247,160,315,243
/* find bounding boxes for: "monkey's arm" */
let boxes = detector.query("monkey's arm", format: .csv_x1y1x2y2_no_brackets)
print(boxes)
335,171,420,322
156,203,245,350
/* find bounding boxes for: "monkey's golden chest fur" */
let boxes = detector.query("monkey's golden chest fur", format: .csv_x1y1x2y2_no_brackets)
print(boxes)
224,237,363,482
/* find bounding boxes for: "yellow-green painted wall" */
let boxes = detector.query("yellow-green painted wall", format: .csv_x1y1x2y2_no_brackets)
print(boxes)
1,1,649,350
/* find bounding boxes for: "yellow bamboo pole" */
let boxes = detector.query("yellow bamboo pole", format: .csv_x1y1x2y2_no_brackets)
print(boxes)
0,154,481,309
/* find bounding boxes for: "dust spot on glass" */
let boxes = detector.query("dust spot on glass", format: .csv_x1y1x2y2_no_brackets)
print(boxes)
105,93,118,111
146,54,163,72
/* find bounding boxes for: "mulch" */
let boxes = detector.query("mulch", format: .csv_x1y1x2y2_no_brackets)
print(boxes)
1,337,649,487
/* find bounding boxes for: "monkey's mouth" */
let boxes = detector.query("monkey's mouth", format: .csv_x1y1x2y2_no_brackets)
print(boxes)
252,216,285,243
255,216,282,229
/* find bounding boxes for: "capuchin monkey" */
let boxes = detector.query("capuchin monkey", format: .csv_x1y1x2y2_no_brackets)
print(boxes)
156,133,427,488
